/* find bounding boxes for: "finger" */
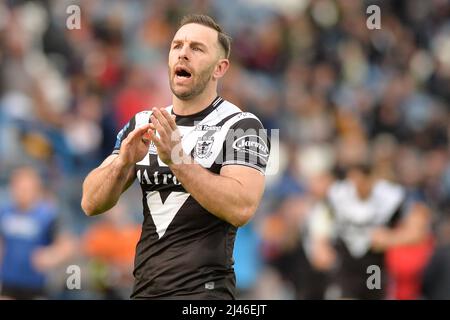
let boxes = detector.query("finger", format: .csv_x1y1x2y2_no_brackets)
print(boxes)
144,123,156,138
140,127,153,146
124,123,152,144
153,108,172,133
148,129,163,149
142,130,152,144
141,137,150,147
129,123,152,139
161,108,178,131
136,123,153,134
150,114,168,140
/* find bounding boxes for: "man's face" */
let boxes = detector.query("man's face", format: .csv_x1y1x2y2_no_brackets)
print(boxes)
348,169,372,199
11,168,42,210
168,23,223,100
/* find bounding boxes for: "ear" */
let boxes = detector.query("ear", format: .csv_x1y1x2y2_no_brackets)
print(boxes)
212,59,230,80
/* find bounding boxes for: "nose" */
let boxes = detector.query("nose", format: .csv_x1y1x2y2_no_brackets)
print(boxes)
178,44,189,61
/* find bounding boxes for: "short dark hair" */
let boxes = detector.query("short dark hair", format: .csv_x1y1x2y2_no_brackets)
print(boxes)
179,14,231,59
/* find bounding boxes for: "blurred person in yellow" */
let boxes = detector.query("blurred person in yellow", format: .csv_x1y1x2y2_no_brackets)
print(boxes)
0,166,76,299
309,163,431,299
81,14,270,299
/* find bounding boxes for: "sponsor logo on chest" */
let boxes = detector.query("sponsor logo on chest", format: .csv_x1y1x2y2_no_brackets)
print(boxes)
137,169,181,185
194,124,222,132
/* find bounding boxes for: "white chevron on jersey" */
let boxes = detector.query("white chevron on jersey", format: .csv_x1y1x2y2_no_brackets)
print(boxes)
146,191,190,239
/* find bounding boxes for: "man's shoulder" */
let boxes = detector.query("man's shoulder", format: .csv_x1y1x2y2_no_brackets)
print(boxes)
373,179,405,202
35,201,59,220
134,109,154,118
0,203,12,217
374,179,404,193
130,109,157,128
328,180,352,200
216,99,264,129
217,99,242,113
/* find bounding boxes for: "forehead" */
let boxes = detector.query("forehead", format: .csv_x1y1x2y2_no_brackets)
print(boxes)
172,23,218,47
11,169,40,185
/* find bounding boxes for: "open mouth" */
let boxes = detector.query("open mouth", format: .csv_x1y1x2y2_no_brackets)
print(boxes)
175,66,192,78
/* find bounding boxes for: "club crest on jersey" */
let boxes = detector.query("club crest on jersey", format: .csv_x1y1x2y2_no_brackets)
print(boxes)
195,136,214,159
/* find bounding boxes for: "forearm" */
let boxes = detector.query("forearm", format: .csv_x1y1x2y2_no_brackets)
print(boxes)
170,161,258,227
81,157,134,216
387,225,428,247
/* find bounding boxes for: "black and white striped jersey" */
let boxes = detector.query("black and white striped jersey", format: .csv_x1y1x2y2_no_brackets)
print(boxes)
327,179,406,258
112,96,269,299
324,179,407,298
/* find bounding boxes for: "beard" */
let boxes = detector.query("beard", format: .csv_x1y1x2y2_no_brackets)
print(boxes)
169,63,215,100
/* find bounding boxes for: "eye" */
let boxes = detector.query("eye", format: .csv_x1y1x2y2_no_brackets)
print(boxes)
172,43,181,49
192,46,203,52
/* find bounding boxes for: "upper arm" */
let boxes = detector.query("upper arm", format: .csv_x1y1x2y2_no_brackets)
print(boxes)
387,201,431,247
218,114,270,211
400,202,431,231
221,115,270,174
220,165,265,207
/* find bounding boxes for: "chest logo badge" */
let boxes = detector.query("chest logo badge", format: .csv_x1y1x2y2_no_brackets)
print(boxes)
195,136,214,159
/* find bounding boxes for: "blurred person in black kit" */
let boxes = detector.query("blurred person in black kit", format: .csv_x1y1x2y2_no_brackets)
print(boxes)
81,14,270,299
309,163,431,299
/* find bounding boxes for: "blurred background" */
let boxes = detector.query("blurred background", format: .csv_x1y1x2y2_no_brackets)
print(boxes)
0,0,449,299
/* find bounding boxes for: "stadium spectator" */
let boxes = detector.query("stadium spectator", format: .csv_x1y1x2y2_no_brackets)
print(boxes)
0,167,75,299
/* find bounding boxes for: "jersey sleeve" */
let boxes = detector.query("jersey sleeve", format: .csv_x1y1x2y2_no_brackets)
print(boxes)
387,189,417,227
112,116,137,155
221,115,270,174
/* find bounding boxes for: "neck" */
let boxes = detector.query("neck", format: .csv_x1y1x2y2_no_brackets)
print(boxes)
357,180,374,200
16,201,34,212
172,88,218,116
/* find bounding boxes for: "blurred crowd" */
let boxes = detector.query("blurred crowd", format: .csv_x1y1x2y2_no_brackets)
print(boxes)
0,0,449,299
